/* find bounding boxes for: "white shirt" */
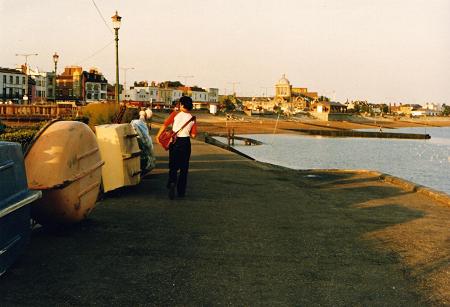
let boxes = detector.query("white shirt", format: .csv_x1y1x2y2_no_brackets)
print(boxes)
139,110,146,121
172,112,195,137
145,108,153,119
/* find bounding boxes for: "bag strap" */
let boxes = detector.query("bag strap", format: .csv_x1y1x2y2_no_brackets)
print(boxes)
174,115,196,134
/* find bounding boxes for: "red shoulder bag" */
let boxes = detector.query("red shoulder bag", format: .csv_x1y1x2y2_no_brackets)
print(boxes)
158,116,196,151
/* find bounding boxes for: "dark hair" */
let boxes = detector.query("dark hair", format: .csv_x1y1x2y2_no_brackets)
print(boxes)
179,96,193,111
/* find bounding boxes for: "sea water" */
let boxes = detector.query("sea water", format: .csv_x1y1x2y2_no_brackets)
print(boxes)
215,127,450,195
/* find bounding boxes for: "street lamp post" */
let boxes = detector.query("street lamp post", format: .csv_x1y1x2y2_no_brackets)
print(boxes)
53,52,59,102
112,11,122,104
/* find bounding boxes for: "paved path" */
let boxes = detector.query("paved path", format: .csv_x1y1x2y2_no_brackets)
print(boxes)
1,139,449,306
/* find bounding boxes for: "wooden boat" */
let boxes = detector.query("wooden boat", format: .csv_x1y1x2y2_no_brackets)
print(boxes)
95,123,141,192
24,121,103,225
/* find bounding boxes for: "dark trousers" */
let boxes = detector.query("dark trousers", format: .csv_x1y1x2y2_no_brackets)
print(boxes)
168,137,191,195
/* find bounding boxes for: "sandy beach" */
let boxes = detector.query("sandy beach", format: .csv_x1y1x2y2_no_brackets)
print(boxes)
151,112,450,136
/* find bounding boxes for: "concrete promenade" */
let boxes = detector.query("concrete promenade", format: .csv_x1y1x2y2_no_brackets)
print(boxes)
0,138,449,306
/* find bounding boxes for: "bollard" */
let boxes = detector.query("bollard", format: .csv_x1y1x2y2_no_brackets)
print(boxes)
231,128,235,146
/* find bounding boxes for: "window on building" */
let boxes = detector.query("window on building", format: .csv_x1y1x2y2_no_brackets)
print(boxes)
2,75,5,84
9,76,13,84
16,76,19,84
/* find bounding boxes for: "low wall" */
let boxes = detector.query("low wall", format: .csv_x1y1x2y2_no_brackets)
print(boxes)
289,129,430,139
0,104,78,121
203,134,257,160
311,112,351,121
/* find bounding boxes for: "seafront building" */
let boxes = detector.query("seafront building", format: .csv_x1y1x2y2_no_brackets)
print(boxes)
242,74,321,115
83,68,108,103
28,68,49,103
274,74,318,102
123,81,219,109
123,81,159,103
0,64,109,105
0,67,26,103
397,103,441,117
55,66,108,103
56,66,83,102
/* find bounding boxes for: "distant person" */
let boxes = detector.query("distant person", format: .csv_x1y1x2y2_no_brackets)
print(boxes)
171,100,180,113
156,96,197,199
145,107,153,129
145,107,153,120
139,107,146,121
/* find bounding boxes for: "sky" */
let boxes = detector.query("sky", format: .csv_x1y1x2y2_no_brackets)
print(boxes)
0,0,449,104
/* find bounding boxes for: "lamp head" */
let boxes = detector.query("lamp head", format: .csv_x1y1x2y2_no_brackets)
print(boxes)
111,11,122,30
53,52,59,64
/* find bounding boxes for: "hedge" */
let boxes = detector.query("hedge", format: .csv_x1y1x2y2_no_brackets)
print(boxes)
0,130,38,151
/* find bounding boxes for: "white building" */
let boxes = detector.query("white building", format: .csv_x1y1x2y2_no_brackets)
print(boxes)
84,69,108,103
124,86,160,103
124,87,149,102
411,109,437,117
172,89,183,102
148,86,159,102
0,67,26,103
425,103,442,113
28,68,48,103
191,90,209,102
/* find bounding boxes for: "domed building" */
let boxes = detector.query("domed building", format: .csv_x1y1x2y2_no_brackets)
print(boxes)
275,74,291,99
272,74,319,114
243,74,321,116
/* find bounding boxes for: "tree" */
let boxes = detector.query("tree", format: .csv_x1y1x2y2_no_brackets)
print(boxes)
168,81,184,88
442,104,450,116
190,86,205,92
134,81,148,87
0,120,5,134
273,104,283,115
159,81,184,88
223,98,236,112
